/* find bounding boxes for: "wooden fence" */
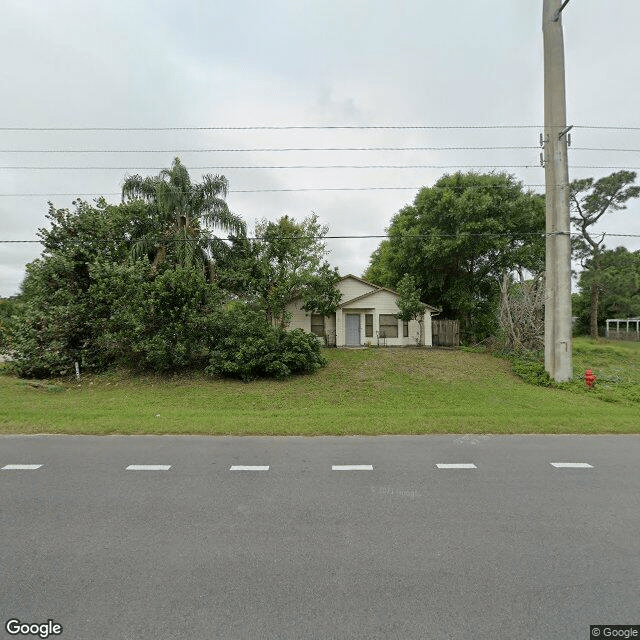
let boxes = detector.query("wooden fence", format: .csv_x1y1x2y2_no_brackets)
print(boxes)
432,319,460,347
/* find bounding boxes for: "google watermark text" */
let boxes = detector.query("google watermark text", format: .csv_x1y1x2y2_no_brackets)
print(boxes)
5,619,63,639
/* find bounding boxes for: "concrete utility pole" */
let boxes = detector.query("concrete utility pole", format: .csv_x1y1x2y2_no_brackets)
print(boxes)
543,0,573,381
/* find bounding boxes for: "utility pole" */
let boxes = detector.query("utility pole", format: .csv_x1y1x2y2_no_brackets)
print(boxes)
543,0,573,381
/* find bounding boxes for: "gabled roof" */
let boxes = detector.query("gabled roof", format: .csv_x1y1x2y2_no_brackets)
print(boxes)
339,274,398,298
338,274,440,312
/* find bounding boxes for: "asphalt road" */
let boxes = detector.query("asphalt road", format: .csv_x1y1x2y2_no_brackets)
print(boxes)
1,435,639,640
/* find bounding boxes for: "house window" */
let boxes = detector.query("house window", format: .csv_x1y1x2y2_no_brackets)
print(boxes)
403,321,409,337
311,314,325,336
365,314,373,337
379,314,398,338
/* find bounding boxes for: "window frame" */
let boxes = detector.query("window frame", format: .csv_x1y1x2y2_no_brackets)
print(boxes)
310,314,325,337
378,314,399,338
365,314,374,338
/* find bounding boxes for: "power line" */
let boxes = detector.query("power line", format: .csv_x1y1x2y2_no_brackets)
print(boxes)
0,184,551,197
574,148,640,153
3,232,640,244
0,125,548,132
0,146,542,153
0,124,638,132
0,164,638,172
0,164,547,170
1,146,639,154
574,125,640,131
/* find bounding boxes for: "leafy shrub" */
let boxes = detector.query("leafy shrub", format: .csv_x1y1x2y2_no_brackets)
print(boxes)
8,198,160,378
0,297,20,354
278,328,327,375
90,262,222,372
7,195,330,381
206,306,327,381
8,255,104,378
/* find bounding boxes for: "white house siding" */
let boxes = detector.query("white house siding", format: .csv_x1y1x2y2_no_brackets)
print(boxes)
340,289,429,347
320,313,337,345
284,300,336,344
286,300,310,332
336,278,376,302
282,276,433,347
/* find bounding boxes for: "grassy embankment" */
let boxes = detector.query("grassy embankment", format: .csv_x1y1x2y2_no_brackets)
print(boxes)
0,337,638,435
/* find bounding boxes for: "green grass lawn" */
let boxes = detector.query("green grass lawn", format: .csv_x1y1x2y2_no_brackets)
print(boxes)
1,337,638,435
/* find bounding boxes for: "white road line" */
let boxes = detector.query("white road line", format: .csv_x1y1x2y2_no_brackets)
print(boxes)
229,465,270,471
332,465,373,471
2,464,43,470
550,462,593,468
125,465,171,471
436,463,477,469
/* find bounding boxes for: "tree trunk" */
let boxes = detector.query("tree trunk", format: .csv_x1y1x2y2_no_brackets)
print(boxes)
589,281,599,339
150,245,167,275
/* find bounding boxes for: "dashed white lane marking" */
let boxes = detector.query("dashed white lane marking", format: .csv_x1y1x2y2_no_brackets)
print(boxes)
550,462,593,468
332,465,374,471
436,463,477,469
125,465,171,471
2,464,43,470
229,465,270,471
0,462,599,473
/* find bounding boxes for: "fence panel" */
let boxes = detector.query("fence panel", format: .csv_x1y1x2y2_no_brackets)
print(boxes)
432,319,460,347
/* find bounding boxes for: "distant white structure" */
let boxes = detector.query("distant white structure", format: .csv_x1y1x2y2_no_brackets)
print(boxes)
605,318,640,341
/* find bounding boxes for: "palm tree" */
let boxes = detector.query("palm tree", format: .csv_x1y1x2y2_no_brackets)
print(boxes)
121,157,245,277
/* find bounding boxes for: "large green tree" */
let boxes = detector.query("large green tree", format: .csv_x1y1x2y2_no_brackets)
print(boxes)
9,197,327,379
9,198,156,376
570,170,640,338
89,261,224,372
122,157,245,277
222,214,341,327
573,246,640,335
364,172,545,341
0,296,22,353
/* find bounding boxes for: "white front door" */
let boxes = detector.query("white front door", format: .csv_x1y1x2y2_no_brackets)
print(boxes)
345,314,360,346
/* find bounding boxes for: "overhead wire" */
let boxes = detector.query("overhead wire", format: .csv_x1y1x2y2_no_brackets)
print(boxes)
1,165,639,171
0,123,639,131
0,125,550,131
0,164,547,170
1,146,639,153
1,126,638,244
3,232,640,244
0,146,543,153
0,183,556,197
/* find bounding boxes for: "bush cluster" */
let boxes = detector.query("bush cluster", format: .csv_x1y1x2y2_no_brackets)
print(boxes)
206,306,326,381
6,262,327,381
90,262,221,372
5,193,331,381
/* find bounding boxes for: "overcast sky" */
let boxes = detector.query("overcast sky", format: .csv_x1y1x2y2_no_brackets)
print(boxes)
1,0,639,297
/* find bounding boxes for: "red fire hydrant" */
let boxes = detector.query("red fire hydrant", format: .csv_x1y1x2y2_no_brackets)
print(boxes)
584,369,596,389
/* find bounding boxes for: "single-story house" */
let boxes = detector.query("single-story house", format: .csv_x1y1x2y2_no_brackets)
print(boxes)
286,274,440,347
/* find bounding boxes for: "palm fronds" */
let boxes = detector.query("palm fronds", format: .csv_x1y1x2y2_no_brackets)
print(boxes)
120,158,243,273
